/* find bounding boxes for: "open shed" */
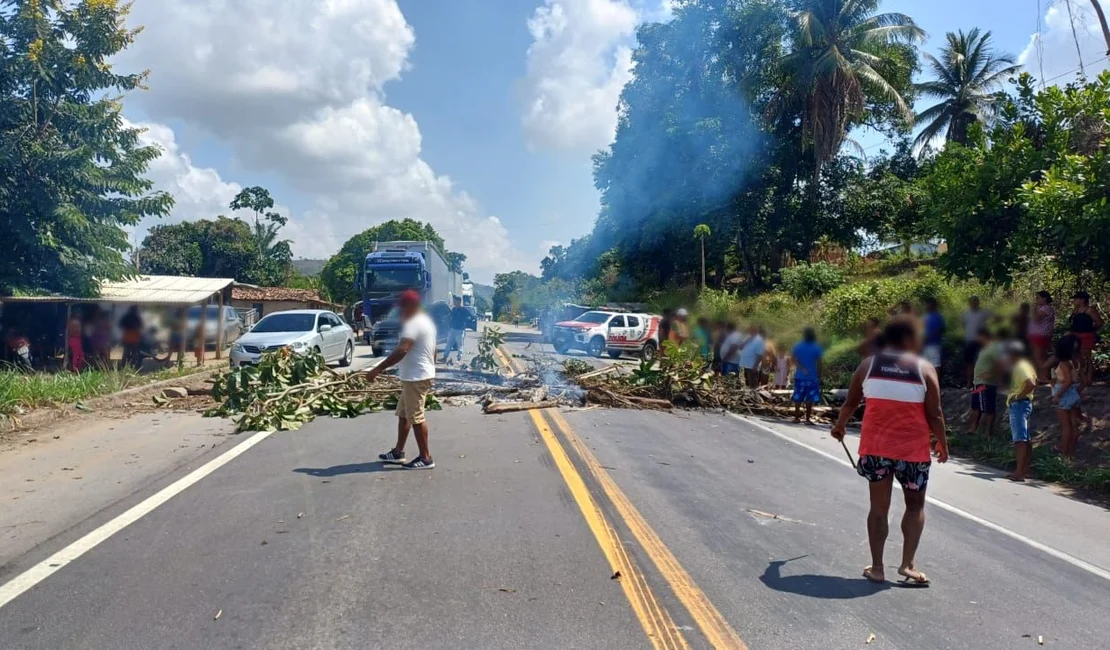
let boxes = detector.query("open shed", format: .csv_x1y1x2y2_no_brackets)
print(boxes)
1,275,235,368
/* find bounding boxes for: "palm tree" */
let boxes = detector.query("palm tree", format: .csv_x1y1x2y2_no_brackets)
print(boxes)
913,28,1019,150
693,224,711,289
777,0,924,179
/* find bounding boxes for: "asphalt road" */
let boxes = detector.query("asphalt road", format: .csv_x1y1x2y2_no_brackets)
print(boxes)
1,322,1108,649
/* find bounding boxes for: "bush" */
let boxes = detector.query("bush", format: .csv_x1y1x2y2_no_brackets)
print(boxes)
819,267,950,336
821,338,861,388
779,262,845,299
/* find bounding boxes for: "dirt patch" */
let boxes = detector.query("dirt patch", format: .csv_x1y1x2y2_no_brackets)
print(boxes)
941,383,1110,467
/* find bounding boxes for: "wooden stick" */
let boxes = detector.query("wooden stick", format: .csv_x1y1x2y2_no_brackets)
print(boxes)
839,438,857,469
483,400,559,414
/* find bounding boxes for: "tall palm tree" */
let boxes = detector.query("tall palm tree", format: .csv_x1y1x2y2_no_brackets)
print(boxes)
777,0,925,179
913,28,1019,150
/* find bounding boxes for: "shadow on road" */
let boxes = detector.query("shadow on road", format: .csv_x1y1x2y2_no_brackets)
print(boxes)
759,558,891,599
293,462,397,477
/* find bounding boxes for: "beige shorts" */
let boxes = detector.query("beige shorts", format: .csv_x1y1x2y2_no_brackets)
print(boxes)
396,379,433,425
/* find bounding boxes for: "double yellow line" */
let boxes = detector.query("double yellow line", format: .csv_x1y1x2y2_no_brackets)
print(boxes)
495,346,747,650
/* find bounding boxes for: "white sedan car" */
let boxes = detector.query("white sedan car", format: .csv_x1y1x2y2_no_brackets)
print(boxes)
229,310,355,368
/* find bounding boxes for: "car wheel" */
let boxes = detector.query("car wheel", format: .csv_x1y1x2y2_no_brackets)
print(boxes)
640,341,658,362
553,339,570,354
588,336,606,358
607,350,622,360
339,341,354,367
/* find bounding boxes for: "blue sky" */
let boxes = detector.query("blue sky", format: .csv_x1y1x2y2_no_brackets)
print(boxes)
120,0,1107,283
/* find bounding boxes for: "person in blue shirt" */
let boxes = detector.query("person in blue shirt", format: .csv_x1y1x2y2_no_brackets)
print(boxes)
922,297,945,370
738,325,766,388
791,327,824,424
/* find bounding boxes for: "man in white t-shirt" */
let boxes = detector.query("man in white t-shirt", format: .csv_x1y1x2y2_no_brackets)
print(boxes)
365,290,438,470
738,325,766,388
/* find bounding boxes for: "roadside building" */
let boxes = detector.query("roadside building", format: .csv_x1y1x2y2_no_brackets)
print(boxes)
230,285,341,324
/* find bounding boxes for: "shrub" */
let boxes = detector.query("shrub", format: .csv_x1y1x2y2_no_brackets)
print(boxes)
820,267,950,336
779,262,845,299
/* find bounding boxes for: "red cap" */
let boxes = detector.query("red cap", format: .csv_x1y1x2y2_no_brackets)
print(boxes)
398,290,421,306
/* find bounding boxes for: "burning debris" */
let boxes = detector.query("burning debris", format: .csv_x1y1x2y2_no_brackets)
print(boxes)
519,347,839,421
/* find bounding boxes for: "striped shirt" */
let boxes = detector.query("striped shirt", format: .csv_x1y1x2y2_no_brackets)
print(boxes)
859,351,932,463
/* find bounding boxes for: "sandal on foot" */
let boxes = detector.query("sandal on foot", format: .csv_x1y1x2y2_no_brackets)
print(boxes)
862,566,886,583
897,567,930,585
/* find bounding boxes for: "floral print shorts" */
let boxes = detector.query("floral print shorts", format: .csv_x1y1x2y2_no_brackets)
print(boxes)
857,455,931,492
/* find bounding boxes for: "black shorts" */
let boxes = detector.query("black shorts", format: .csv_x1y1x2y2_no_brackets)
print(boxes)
970,384,998,414
962,340,982,365
857,455,931,492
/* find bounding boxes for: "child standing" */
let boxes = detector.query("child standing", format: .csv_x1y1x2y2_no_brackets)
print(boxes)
1005,342,1037,482
774,347,790,390
1051,336,1082,458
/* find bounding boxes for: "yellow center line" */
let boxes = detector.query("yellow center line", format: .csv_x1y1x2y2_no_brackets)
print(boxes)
547,409,749,650
496,344,686,649
527,410,688,650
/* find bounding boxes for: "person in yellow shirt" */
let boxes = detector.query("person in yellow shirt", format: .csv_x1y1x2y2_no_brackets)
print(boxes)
1004,342,1037,482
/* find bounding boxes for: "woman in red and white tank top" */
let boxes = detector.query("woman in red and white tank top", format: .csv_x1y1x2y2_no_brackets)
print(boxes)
831,317,948,586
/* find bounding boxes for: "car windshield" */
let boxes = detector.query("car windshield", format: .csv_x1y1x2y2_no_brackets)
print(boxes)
574,312,611,324
251,313,316,333
186,305,220,319
365,268,422,291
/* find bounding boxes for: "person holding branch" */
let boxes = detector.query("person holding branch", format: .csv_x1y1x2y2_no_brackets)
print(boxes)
831,317,949,586
367,290,438,470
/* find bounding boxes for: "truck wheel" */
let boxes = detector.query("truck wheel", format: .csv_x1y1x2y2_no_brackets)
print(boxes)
640,342,658,362
553,340,570,354
607,351,622,360
588,336,606,358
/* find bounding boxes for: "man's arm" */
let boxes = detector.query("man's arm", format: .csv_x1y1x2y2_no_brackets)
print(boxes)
365,338,413,379
831,360,868,440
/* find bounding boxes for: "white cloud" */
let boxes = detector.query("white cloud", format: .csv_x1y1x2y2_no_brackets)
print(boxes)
1019,2,1110,86
131,120,243,233
521,0,639,155
116,0,530,282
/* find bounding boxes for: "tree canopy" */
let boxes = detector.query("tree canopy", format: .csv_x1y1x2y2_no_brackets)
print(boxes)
1,0,172,296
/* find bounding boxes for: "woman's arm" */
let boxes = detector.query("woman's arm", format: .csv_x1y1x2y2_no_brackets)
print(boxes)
923,364,949,463
831,360,869,441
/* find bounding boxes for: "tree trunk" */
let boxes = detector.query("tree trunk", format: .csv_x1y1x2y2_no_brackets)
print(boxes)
1091,0,1110,55
700,239,706,290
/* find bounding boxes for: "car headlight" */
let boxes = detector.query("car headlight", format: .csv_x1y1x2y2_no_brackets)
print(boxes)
292,341,306,350
231,342,243,352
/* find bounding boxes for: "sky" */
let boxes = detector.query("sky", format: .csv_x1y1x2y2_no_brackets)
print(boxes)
118,0,1109,283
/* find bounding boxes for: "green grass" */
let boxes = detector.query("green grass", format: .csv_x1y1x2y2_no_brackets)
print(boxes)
0,365,205,415
945,430,1110,495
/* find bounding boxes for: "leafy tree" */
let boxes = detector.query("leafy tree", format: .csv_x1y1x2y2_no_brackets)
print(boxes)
693,224,711,288
140,217,258,281
1,0,173,296
776,0,923,178
229,186,292,284
913,29,1019,150
319,219,449,306
473,293,491,315
923,72,1110,284
446,252,466,274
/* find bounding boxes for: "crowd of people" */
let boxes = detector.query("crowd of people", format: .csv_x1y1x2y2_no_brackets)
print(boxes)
657,288,1104,470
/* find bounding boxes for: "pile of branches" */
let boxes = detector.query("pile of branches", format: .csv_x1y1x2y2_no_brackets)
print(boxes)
562,349,836,421
199,348,439,432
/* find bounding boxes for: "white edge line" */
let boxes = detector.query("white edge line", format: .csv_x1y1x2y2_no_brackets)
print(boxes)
729,413,1110,583
0,429,276,610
